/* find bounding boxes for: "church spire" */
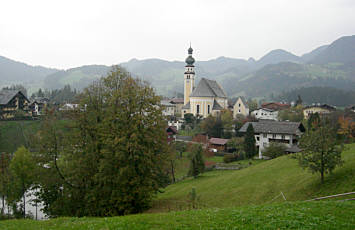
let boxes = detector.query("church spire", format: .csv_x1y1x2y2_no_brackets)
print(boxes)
185,45,195,66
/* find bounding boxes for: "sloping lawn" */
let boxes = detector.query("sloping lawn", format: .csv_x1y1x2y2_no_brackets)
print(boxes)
152,144,355,212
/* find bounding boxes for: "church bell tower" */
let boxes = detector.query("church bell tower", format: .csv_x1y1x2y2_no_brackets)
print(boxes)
184,46,195,105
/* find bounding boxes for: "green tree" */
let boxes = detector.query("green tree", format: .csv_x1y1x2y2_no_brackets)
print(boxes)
298,122,344,183
0,153,11,216
307,112,320,130
221,110,233,138
33,66,170,217
9,146,36,218
188,145,205,178
247,99,258,112
244,123,256,159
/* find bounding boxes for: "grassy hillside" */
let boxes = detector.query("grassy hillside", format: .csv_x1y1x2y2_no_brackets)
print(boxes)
152,144,355,212
1,201,354,229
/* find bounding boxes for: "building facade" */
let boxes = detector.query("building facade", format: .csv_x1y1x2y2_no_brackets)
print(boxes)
0,90,31,119
239,120,305,159
251,108,278,121
182,47,228,118
303,104,336,119
232,96,249,118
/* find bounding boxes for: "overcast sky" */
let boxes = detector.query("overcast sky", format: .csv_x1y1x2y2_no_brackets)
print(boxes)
0,0,354,69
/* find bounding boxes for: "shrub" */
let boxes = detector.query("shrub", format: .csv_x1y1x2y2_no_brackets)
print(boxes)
262,142,287,159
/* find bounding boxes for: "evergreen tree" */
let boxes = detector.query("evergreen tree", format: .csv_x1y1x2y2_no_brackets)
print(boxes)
188,145,205,178
244,123,256,159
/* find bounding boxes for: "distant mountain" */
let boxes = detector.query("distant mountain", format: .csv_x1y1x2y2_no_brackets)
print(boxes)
44,65,110,90
301,45,329,62
310,35,355,64
0,56,58,84
256,49,302,68
276,86,355,106
227,62,355,98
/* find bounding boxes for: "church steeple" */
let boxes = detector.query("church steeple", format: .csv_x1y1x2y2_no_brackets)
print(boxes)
184,45,195,105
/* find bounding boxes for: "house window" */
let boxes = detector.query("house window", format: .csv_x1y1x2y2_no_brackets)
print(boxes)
263,134,267,138
208,105,210,114
256,136,260,141
196,105,200,114
282,135,285,139
272,134,276,139
238,109,241,113
239,103,241,107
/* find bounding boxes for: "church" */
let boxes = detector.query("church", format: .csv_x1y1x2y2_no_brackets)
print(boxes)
181,47,228,118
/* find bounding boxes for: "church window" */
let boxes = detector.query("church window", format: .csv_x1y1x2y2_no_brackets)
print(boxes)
208,105,210,114
197,105,200,114
239,103,241,107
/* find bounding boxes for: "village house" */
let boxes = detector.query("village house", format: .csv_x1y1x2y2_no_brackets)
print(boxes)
231,96,249,118
251,107,278,121
169,98,184,115
161,100,175,116
0,90,31,119
181,46,228,118
303,104,336,119
239,120,305,159
261,102,290,111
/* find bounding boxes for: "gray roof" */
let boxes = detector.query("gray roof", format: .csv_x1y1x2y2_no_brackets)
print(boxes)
0,90,25,105
212,99,223,110
182,102,190,110
239,120,305,134
190,78,227,98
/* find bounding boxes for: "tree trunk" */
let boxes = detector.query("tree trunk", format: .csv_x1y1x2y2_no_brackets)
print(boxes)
1,195,4,215
321,152,324,184
170,160,175,183
23,182,25,219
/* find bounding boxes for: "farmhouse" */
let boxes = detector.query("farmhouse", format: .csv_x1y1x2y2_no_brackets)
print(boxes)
261,102,290,111
239,120,305,159
182,46,228,118
303,104,336,119
0,90,31,119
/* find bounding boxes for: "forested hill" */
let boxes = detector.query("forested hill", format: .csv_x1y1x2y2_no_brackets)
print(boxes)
276,86,355,106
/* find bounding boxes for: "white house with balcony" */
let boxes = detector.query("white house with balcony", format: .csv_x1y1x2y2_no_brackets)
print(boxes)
239,120,305,159
251,108,278,121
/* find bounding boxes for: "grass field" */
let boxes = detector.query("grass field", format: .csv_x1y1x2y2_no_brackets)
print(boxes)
152,144,355,212
0,201,354,229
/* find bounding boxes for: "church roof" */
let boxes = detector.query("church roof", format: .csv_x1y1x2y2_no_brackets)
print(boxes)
212,99,223,110
190,78,227,98
182,102,190,110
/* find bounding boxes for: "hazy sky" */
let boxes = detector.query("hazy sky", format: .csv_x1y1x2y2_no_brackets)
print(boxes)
0,0,354,69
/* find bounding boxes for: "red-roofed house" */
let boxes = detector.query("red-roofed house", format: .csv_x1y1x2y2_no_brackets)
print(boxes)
261,102,290,111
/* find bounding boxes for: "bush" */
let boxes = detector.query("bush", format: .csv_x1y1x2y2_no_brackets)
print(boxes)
262,142,287,159
223,152,245,163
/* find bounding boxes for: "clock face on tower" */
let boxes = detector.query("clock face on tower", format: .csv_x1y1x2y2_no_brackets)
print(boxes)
186,80,190,83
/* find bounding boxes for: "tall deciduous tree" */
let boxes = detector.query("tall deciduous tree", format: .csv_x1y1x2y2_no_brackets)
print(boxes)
298,122,344,183
34,66,170,217
244,123,256,159
9,146,36,218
